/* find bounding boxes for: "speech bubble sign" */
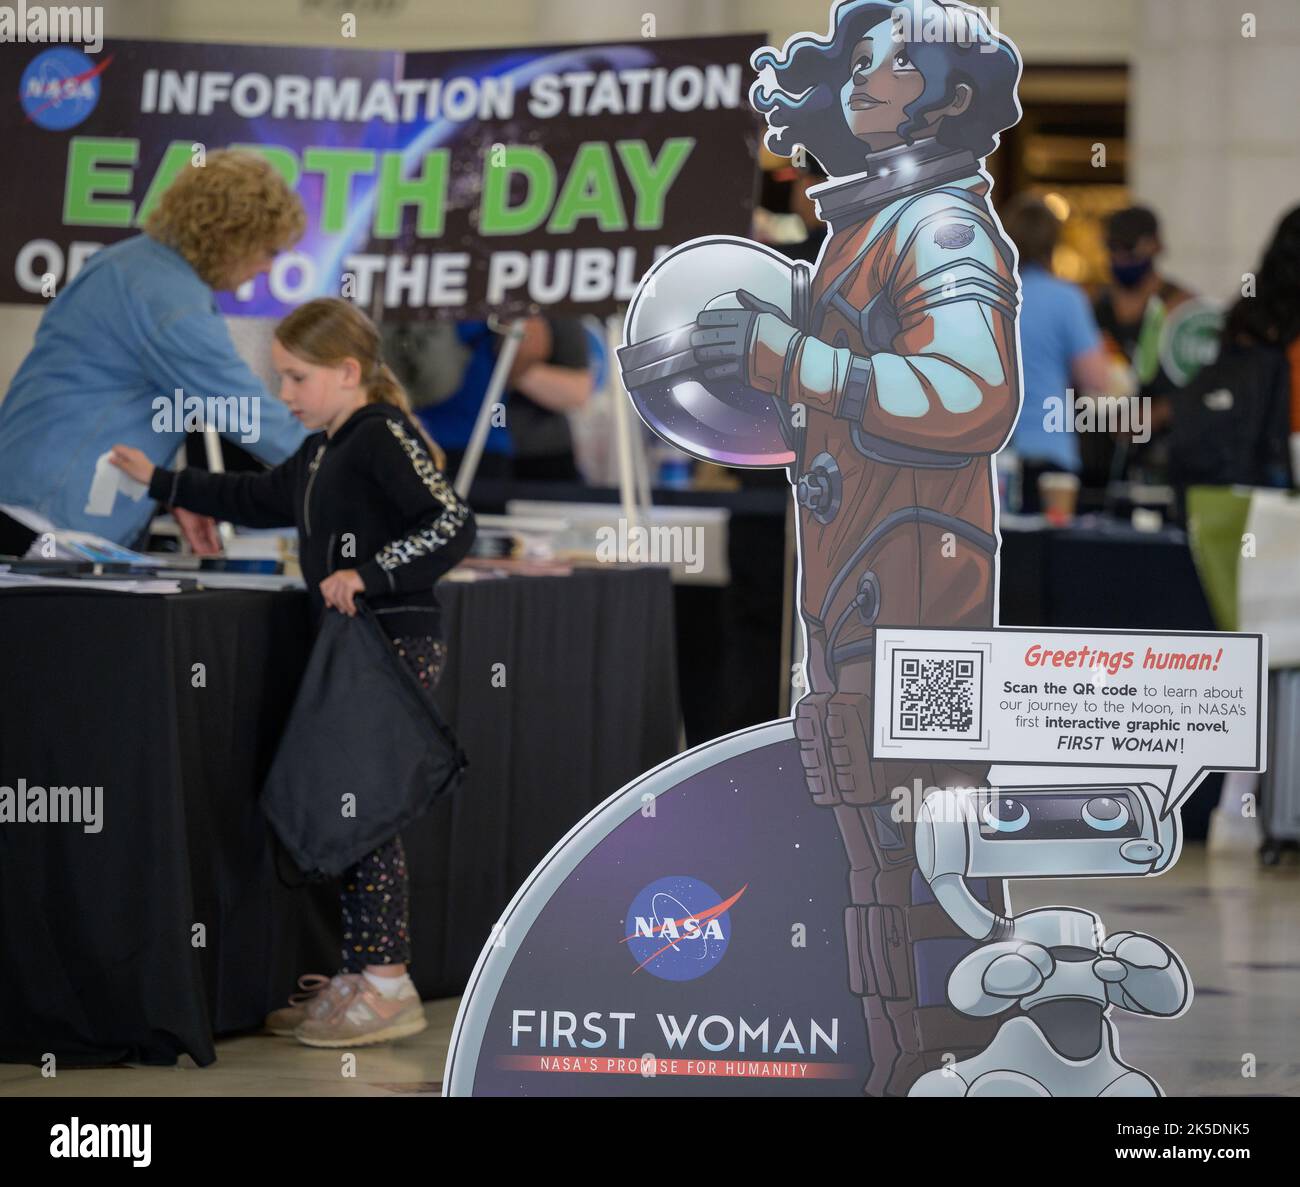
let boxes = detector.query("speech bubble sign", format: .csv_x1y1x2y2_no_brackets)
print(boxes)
871,627,1267,817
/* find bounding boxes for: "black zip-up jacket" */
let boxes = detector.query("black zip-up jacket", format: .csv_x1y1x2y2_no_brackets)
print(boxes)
149,403,476,634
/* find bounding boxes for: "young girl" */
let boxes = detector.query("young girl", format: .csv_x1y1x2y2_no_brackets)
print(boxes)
111,297,476,1048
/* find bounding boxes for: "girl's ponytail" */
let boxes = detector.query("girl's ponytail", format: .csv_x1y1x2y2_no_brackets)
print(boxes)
366,361,448,471
368,361,407,410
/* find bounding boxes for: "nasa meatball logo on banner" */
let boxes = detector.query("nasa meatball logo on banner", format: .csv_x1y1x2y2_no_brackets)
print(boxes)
19,47,107,130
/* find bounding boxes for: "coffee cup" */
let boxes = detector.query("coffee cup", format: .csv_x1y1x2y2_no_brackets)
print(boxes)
1038,471,1079,526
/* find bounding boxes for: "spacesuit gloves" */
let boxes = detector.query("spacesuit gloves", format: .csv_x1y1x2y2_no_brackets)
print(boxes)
691,288,803,396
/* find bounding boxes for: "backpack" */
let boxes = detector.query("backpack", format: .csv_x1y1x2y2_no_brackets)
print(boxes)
261,603,467,877
1167,343,1293,490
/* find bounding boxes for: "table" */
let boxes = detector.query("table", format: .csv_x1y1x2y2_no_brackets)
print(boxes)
472,478,789,747
470,481,1218,736
0,566,679,1066
471,485,1226,838
997,518,1216,632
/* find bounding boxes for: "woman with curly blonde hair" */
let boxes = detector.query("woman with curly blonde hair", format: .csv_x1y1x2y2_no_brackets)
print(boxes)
0,148,309,550
144,149,306,291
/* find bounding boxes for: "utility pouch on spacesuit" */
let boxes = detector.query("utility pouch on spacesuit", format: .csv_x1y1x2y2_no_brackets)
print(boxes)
795,692,837,805
795,691,880,806
846,904,913,1000
912,1007,1002,1056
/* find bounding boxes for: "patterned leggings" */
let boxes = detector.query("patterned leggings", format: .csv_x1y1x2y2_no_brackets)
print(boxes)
339,635,447,972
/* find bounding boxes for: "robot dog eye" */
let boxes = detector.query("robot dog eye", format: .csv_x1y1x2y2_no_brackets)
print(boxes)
981,797,1030,833
1081,796,1131,832
972,787,1146,850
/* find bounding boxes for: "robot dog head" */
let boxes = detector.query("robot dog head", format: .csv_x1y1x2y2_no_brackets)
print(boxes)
917,784,1181,883
616,236,809,468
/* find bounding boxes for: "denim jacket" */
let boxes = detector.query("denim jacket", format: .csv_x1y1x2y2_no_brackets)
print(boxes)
0,234,305,543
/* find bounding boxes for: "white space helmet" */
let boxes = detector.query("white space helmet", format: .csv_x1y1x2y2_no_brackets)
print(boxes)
617,236,810,467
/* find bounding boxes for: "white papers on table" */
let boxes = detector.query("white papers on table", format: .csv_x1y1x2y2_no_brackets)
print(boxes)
0,568,182,594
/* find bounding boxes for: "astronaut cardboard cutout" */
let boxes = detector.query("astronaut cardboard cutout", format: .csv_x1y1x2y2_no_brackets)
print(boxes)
446,0,1266,1098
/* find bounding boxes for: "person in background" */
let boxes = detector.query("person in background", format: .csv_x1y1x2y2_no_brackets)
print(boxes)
1168,203,1300,496
1184,204,1300,854
386,320,512,480
1002,195,1112,511
1219,203,1300,434
384,315,590,485
0,149,308,549
110,297,475,1048
1093,205,1197,484
506,315,592,483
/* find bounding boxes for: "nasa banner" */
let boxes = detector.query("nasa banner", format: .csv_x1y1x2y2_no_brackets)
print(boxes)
0,33,763,318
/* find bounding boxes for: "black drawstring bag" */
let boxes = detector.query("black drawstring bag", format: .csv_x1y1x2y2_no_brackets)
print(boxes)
261,602,468,878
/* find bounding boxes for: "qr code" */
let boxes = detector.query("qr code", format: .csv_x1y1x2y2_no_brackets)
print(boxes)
891,650,982,740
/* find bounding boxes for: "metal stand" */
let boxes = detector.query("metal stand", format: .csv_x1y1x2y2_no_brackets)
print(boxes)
605,311,646,529
454,317,527,499
202,426,235,547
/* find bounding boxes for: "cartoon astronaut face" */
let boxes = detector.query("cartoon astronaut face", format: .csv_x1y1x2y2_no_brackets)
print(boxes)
838,20,926,149
835,15,977,153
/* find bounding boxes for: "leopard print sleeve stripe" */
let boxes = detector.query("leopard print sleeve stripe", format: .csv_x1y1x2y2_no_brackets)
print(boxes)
373,418,472,581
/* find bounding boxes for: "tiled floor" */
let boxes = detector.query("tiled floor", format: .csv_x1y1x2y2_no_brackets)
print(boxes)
3,844,1296,1097
0,999,458,1099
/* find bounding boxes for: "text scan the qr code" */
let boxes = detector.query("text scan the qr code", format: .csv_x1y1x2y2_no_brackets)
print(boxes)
890,650,983,741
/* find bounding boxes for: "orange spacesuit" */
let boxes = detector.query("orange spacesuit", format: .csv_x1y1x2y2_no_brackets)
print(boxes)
747,140,1022,1095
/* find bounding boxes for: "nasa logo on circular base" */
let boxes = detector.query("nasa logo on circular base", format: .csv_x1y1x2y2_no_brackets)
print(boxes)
20,47,103,131
624,876,745,981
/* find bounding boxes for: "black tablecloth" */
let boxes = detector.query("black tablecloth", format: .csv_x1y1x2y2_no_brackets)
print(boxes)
0,566,679,1066
467,483,1218,741
997,522,1215,632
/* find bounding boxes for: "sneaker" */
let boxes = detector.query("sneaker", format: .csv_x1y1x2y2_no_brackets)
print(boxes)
294,974,427,1048
263,973,338,1036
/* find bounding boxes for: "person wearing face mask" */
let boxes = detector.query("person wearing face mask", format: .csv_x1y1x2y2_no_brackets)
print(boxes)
1091,206,1198,485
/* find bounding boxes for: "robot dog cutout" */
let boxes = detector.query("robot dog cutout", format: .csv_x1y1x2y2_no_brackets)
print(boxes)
909,783,1190,1096
447,0,1264,1098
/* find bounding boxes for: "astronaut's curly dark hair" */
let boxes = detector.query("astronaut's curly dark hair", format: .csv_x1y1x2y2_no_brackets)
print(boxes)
751,0,1021,177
